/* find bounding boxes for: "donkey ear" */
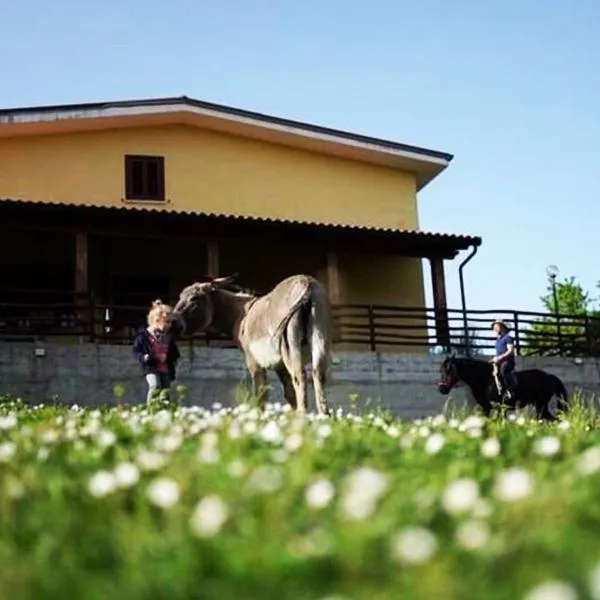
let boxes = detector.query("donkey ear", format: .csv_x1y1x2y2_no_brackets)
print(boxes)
211,273,238,289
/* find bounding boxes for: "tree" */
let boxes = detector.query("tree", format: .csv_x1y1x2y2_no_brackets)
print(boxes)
521,276,599,356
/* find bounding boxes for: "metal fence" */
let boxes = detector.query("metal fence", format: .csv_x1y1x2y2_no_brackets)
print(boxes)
1,288,599,356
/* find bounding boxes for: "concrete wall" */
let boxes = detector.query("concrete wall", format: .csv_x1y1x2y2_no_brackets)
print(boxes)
1,342,599,418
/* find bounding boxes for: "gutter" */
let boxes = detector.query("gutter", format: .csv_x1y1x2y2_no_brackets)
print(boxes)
458,243,480,357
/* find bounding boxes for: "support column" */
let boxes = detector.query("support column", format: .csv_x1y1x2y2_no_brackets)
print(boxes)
206,239,219,278
429,256,450,349
326,251,340,304
74,231,90,339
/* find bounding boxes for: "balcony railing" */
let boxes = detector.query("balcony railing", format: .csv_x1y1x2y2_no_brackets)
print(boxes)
1,288,599,357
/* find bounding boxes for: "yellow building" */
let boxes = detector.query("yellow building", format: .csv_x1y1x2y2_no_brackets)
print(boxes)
0,95,481,350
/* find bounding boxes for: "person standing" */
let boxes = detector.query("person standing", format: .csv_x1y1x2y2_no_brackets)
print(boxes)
132,300,181,405
490,319,518,400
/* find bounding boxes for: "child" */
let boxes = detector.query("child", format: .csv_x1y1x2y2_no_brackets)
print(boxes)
132,299,181,405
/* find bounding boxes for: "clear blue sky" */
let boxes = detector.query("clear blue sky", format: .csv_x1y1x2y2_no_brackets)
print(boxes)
1,0,599,314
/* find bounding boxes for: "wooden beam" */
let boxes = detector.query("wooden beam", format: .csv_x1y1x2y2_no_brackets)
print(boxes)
429,256,450,348
327,251,341,304
206,239,219,277
74,231,88,292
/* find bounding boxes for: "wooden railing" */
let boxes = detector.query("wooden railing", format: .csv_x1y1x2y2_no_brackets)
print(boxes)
1,288,600,357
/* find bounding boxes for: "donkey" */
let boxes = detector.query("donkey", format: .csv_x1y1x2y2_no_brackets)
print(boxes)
170,274,334,415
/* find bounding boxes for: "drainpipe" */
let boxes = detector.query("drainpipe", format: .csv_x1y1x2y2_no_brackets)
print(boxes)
458,244,479,357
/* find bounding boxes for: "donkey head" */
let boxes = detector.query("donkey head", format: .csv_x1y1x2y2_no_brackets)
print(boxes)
171,274,238,336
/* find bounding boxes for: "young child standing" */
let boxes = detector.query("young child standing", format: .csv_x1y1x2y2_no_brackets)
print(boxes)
132,300,181,405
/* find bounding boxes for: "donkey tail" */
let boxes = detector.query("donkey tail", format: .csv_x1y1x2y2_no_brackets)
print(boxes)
272,277,313,342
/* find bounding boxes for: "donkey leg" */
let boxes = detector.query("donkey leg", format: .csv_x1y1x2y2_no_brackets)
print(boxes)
247,361,269,410
310,327,330,416
280,314,308,414
275,365,297,410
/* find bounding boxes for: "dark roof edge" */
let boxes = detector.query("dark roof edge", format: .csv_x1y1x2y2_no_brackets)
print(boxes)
0,198,481,248
0,95,454,163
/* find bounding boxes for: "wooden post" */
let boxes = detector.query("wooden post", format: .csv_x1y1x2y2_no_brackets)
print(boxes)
74,231,89,339
207,239,219,278
429,256,450,350
326,251,340,305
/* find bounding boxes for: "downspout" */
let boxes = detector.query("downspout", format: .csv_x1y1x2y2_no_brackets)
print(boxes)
458,244,479,357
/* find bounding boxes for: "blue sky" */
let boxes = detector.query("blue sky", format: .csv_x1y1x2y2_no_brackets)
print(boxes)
1,0,599,314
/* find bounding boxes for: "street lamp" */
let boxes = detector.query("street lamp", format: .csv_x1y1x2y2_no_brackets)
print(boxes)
546,264,561,353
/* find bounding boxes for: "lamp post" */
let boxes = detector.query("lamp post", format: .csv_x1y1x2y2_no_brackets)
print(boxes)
546,264,561,353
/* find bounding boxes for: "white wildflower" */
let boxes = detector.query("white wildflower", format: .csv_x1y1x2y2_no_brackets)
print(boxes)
424,433,445,455
432,414,446,427
386,425,401,438
113,462,140,488
284,432,304,452
0,442,16,462
305,478,335,510
339,467,388,521
533,436,561,458
0,414,17,430
459,415,485,432
96,429,117,448
270,448,288,463
589,560,600,599
557,420,570,430
576,447,600,476
37,447,50,461
455,519,490,550
481,437,501,458
247,465,283,494
146,477,180,509
41,429,59,444
399,435,414,450
391,527,438,564
441,478,480,515
152,410,172,431
259,421,283,444
243,420,258,435
136,449,167,471
523,580,577,600
316,423,332,440
154,433,183,453
494,467,534,502
88,470,118,497
417,426,431,438
226,460,247,478
190,495,229,538
197,445,220,464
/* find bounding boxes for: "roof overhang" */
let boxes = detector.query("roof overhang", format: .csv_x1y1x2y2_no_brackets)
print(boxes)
0,96,453,191
0,198,481,259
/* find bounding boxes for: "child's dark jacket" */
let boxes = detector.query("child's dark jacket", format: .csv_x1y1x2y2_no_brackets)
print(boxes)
132,328,181,381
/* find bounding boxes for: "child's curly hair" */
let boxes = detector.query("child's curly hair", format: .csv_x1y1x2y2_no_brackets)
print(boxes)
147,299,173,326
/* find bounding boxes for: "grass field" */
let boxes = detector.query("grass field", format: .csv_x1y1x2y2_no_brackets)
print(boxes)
2,392,600,600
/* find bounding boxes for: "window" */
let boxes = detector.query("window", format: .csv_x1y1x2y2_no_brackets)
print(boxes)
124,155,165,201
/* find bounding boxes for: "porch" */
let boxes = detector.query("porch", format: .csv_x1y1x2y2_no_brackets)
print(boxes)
0,200,481,351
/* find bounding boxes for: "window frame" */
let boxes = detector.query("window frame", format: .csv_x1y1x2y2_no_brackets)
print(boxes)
124,154,166,202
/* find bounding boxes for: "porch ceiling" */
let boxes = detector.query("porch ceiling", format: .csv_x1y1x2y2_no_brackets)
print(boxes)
0,198,482,259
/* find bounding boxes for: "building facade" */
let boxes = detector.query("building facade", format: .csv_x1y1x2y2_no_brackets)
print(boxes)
0,96,481,351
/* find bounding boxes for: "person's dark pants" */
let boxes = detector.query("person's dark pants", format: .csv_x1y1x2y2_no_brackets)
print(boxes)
500,361,517,396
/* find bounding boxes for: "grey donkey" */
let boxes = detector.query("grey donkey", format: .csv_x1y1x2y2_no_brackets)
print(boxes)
171,274,334,415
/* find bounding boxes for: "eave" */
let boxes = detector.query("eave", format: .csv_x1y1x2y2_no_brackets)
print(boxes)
0,95,453,191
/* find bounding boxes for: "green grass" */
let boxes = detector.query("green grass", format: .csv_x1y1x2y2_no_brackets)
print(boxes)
2,391,600,600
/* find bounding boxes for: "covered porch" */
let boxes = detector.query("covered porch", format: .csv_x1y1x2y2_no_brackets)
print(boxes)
0,200,481,351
